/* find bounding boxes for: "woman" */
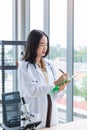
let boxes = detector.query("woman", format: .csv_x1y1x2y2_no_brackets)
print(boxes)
18,29,69,128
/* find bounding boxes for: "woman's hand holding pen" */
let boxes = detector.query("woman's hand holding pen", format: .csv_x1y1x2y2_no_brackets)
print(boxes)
54,73,68,85
54,69,70,92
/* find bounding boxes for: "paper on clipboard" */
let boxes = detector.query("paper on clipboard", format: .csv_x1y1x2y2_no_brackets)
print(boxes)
67,73,78,82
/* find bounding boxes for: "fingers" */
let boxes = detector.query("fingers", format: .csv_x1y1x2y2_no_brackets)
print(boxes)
54,73,70,86
58,83,66,91
63,73,68,80
55,73,70,92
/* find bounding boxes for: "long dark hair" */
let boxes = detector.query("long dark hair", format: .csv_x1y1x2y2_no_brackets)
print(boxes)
23,29,49,64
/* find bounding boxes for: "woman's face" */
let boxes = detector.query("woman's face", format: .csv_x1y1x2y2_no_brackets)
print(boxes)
37,36,48,58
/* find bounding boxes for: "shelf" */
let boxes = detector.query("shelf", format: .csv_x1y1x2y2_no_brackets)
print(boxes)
0,65,18,70
0,40,25,45
0,40,25,93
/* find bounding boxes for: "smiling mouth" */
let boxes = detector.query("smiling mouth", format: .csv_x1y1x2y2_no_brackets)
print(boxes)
42,51,46,53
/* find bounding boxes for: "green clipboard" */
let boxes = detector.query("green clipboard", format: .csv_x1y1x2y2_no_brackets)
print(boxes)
51,74,77,92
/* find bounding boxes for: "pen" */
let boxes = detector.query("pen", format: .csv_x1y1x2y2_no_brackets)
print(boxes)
59,69,65,74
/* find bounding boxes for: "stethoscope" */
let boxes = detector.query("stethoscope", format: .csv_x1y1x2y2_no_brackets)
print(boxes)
27,62,56,84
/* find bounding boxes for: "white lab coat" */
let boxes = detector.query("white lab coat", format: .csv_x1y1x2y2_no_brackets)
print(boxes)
18,58,64,128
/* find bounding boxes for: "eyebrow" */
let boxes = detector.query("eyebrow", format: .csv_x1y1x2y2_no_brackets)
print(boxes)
40,41,47,44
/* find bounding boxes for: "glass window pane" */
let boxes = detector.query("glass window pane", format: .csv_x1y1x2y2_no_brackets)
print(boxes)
74,0,87,120
0,0,12,98
0,70,2,99
50,0,67,123
0,0,12,40
0,0,12,100
30,0,43,30
5,70,13,93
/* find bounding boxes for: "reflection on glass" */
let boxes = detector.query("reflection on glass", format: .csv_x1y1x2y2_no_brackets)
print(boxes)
74,0,87,120
50,0,67,123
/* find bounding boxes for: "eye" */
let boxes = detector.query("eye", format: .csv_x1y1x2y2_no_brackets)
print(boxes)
40,44,44,46
39,42,47,47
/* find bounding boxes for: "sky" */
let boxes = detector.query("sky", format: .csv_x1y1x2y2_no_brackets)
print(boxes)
74,0,87,47
0,0,12,40
0,0,87,48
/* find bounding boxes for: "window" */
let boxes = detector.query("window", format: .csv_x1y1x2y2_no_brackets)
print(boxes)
0,0,12,40
0,0,12,98
74,0,87,120
30,0,43,30
50,0,67,123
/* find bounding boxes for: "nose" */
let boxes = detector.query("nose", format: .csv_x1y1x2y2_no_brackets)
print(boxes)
43,45,47,50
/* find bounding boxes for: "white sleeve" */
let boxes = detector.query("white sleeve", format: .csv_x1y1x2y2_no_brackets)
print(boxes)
56,90,64,99
47,60,64,100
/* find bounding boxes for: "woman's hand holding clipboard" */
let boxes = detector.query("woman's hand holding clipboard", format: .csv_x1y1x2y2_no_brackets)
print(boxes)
51,69,77,92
